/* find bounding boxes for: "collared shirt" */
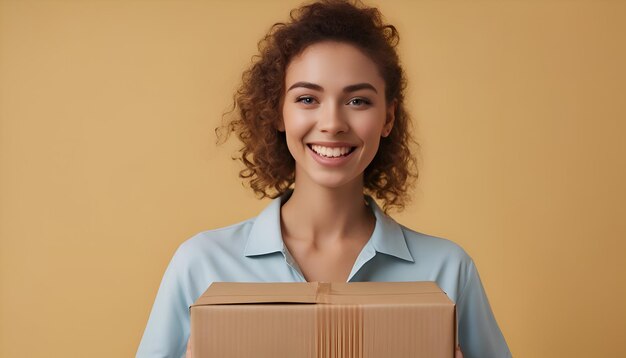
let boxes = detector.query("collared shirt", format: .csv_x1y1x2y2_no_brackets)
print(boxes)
136,193,512,358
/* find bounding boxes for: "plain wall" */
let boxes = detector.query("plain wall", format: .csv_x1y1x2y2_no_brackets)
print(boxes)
1,0,625,357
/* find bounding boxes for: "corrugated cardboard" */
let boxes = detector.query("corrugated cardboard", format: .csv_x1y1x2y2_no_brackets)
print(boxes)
190,281,456,358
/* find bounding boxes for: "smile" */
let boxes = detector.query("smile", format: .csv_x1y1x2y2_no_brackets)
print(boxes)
308,144,356,158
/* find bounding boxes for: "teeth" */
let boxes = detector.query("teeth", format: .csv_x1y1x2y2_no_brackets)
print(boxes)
311,145,352,158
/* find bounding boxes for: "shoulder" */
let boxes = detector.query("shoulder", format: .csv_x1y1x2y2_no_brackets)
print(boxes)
395,225,475,302
171,218,256,265
400,225,473,266
155,217,259,297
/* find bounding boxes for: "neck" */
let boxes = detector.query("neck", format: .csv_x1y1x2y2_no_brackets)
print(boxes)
280,175,374,250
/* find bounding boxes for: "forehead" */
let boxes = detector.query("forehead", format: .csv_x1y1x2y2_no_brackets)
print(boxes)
285,41,385,90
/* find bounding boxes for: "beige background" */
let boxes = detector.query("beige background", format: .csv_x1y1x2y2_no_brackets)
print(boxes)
1,0,625,357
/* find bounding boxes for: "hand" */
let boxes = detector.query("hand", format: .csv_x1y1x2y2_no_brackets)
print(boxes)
185,336,192,358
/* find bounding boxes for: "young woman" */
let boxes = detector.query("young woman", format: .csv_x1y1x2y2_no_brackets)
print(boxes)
137,1,511,357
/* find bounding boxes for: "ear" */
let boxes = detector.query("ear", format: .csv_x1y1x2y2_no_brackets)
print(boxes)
382,99,397,138
276,117,285,132
276,99,286,132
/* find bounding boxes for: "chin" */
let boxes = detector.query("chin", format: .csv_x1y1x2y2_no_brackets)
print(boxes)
301,172,363,191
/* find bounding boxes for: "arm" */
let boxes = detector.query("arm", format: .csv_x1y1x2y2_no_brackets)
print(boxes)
456,260,512,358
136,244,196,358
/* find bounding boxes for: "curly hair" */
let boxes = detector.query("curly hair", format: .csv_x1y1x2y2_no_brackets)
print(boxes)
218,0,418,212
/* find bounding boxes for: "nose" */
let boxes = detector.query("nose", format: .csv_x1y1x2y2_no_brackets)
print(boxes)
318,104,349,135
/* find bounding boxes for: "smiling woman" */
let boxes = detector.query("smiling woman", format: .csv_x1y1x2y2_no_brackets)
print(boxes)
221,0,416,213
136,1,511,358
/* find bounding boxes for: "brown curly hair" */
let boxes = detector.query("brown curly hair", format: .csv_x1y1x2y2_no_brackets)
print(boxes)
218,0,418,212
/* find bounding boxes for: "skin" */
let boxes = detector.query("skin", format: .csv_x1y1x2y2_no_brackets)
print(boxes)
278,41,395,282
187,41,464,357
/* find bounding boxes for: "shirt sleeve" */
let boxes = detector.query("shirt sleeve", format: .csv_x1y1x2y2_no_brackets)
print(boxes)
136,244,196,358
456,260,512,358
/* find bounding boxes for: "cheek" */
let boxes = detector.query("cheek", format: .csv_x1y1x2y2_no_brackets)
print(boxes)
282,129,300,161
283,108,313,136
283,117,305,139
281,111,309,156
354,113,387,142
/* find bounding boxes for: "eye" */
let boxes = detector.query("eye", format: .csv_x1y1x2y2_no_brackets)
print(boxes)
296,96,317,105
347,97,372,106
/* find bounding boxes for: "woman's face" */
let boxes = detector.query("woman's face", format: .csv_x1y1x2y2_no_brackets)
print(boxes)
280,41,395,191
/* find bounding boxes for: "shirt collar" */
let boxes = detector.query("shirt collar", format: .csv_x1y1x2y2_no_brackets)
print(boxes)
243,190,414,263
242,192,287,257
365,195,414,262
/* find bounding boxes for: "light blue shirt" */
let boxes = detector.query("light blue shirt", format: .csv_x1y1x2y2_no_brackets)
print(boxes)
137,192,511,358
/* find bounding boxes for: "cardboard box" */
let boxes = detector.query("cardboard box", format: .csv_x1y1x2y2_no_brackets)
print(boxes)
190,281,456,358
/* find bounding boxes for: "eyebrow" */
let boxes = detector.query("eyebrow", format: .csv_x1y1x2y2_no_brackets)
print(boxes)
287,81,378,94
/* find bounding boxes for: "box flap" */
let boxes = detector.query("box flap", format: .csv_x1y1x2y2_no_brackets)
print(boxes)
320,281,451,305
192,281,452,307
192,282,319,306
